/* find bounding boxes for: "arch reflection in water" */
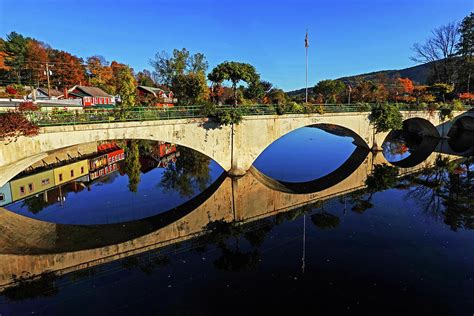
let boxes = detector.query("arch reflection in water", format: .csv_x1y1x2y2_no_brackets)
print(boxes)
1,140,223,225
382,129,440,168
253,124,365,183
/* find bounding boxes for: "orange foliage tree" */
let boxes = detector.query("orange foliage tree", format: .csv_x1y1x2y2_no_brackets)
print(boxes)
48,50,86,89
25,40,48,86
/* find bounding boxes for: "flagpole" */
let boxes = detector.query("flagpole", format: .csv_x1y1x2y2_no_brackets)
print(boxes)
305,29,308,103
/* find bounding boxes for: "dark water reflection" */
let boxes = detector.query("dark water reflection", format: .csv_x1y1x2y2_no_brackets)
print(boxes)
0,128,473,315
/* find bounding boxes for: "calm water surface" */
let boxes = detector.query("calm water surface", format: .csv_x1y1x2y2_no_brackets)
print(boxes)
0,127,473,315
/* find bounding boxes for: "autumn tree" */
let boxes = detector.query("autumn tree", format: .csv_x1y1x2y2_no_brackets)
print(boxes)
25,40,48,86
48,49,86,89
208,61,260,106
86,55,114,94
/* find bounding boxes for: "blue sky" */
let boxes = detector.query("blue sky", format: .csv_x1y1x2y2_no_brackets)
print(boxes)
0,0,472,91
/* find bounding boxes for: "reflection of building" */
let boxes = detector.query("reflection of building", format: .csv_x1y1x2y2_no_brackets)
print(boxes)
140,142,180,173
1,143,126,208
0,183,12,206
10,170,55,201
53,160,89,185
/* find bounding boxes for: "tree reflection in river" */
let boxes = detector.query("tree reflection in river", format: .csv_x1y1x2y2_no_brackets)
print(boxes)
405,156,474,231
124,140,142,193
159,147,211,197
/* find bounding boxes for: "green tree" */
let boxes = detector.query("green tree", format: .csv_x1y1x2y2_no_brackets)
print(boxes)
116,66,136,107
208,61,260,106
370,103,403,133
313,79,346,104
171,72,208,105
456,13,474,92
150,48,208,105
3,32,29,84
267,88,288,105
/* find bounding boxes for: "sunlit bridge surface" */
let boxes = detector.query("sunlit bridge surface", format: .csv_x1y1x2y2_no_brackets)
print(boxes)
0,127,473,315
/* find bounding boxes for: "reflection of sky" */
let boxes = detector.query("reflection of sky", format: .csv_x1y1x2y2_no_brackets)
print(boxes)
6,160,223,225
253,127,357,182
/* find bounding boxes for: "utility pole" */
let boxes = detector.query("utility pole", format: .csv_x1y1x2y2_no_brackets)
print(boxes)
305,29,309,103
45,63,52,99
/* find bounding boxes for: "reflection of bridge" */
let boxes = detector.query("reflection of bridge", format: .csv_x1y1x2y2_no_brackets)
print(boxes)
0,149,460,290
0,110,472,186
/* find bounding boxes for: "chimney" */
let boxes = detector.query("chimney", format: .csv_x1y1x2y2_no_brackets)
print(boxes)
64,88,68,99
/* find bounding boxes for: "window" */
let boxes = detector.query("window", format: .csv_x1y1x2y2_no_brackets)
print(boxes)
41,179,50,186
19,186,25,196
28,183,34,193
59,174,63,181
0,193,5,201
70,170,74,177
81,166,84,174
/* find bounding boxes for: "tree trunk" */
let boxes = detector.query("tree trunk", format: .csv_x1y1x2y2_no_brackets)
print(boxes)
233,84,237,107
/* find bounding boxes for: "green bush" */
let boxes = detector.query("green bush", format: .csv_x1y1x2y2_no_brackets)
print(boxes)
370,103,403,133
200,103,243,125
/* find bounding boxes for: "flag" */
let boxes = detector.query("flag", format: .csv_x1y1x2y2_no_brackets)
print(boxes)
305,30,309,48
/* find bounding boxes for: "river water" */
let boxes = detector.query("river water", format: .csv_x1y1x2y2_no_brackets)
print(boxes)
0,126,472,315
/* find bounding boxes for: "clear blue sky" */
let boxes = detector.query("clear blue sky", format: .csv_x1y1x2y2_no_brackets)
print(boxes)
0,0,472,91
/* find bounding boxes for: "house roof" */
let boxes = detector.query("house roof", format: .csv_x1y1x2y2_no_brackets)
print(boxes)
137,85,170,97
37,87,63,97
68,85,112,98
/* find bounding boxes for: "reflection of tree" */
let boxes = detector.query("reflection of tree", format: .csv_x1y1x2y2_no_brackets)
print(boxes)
3,272,58,301
406,156,474,231
159,147,211,197
202,220,262,272
311,212,340,230
22,194,49,214
350,164,399,213
124,140,142,193
214,247,260,271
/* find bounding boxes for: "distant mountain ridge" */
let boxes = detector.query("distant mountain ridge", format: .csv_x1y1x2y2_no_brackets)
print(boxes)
287,62,432,96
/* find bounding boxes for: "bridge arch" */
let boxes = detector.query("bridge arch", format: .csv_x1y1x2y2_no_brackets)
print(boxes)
446,116,474,155
402,118,440,138
232,114,374,174
0,119,233,186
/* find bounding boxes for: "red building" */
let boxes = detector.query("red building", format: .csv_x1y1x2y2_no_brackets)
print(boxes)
67,85,115,107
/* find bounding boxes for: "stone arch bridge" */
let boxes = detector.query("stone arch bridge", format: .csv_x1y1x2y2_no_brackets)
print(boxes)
0,110,472,187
